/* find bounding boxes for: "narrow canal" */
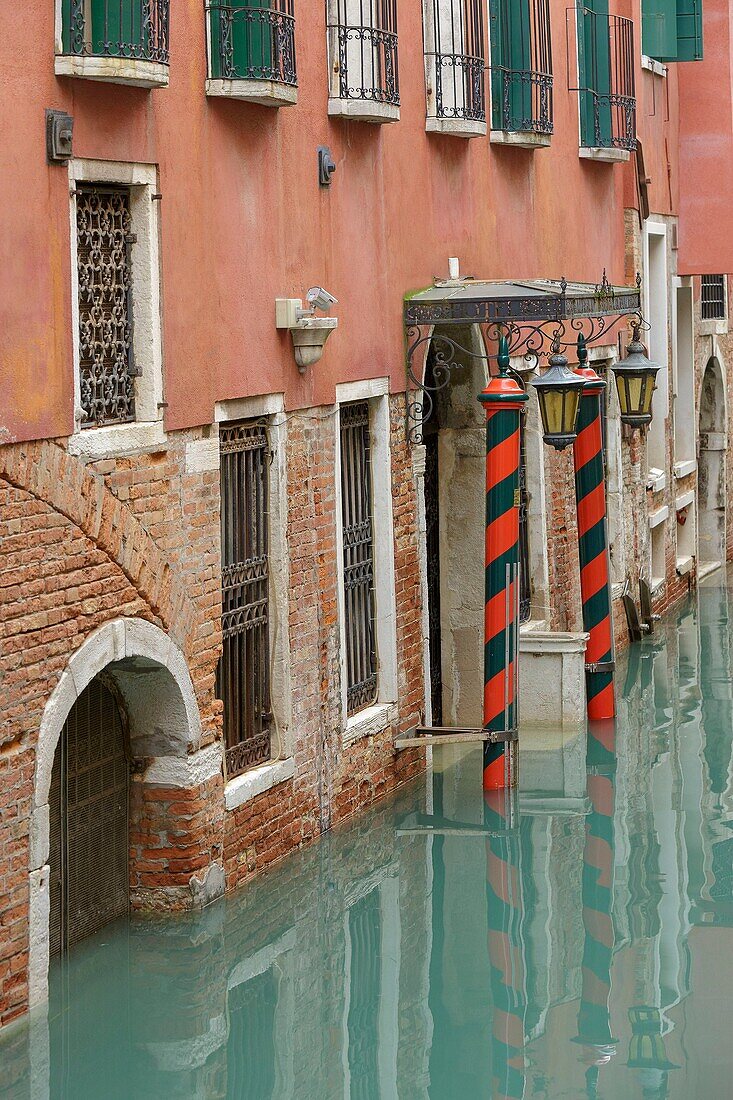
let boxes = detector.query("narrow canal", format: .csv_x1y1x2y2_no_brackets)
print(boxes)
2,577,732,1099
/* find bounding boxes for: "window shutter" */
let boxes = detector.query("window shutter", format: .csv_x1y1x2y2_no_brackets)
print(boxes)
642,0,678,60
676,0,703,60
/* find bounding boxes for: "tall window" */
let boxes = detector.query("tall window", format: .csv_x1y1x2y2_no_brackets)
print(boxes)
218,421,272,778
340,402,378,717
576,1,636,151
76,186,137,428
641,0,703,62
701,275,726,321
206,0,297,88
489,0,553,133
327,0,399,111
424,0,487,125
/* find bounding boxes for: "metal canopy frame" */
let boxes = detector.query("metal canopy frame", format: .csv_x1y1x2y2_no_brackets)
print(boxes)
404,272,644,444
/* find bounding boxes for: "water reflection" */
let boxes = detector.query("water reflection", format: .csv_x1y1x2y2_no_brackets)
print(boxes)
2,577,733,1099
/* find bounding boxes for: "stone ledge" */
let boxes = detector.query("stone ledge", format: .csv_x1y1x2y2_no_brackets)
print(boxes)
579,146,631,163
328,98,399,123
55,55,168,88
344,702,397,745
205,78,297,106
225,757,295,812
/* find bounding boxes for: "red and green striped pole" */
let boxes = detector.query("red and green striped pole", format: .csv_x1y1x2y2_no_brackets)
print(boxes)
478,339,529,791
485,790,527,1100
573,336,616,722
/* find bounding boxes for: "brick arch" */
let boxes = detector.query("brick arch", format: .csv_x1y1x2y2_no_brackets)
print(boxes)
0,440,197,652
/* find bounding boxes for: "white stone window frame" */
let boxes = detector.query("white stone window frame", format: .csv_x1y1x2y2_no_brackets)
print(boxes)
326,0,400,123
213,393,296,811
673,275,697,474
67,159,166,460
335,378,399,743
341,869,401,1100
54,2,169,88
649,503,669,593
422,0,488,137
516,359,552,632
643,219,670,483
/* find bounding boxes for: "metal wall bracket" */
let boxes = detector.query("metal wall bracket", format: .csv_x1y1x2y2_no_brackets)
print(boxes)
46,109,73,163
585,660,616,674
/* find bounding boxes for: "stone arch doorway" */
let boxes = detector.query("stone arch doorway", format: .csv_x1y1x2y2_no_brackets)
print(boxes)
49,677,130,958
30,618,219,1010
698,357,727,573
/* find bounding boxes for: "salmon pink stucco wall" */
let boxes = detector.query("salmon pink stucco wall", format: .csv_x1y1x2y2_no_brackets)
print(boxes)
678,0,733,274
0,0,680,443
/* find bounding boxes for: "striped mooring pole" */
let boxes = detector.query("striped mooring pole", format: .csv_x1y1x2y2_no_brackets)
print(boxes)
573,336,616,722
572,718,618,1095
478,338,529,790
485,790,527,1100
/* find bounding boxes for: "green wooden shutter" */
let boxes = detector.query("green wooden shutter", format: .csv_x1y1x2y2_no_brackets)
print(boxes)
90,0,147,56
578,0,612,148
676,0,703,60
642,0,678,59
490,0,533,130
209,1,274,80
642,0,703,62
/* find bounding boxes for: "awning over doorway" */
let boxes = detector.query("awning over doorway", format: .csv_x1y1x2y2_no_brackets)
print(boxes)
404,277,641,327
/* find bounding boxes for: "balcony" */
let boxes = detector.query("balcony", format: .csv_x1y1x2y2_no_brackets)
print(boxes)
205,1,297,106
55,0,169,88
327,0,399,123
576,5,636,160
424,0,487,136
489,0,553,148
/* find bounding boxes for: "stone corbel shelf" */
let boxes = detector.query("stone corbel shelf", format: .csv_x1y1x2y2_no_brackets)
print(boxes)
394,726,517,749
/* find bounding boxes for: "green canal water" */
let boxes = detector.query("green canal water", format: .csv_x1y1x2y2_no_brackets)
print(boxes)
2,577,733,1099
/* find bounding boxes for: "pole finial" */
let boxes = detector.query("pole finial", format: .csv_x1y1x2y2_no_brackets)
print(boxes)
497,334,510,376
577,332,588,365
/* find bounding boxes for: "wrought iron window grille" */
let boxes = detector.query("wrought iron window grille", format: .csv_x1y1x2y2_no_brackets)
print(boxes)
206,1,297,86
489,0,553,133
328,0,399,106
76,186,138,429
340,401,379,717
701,275,726,321
425,0,487,123
573,4,636,151
217,420,273,779
404,274,645,443
61,0,169,63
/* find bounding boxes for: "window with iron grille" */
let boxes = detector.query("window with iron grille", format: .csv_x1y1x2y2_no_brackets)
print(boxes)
701,275,726,321
206,1,297,88
76,186,138,429
340,402,378,717
327,0,399,110
60,0,170,64
489,0,553,133
424,0,487,125
575,2,636,151
217,421,272,779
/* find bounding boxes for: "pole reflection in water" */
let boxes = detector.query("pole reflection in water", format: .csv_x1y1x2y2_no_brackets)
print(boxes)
572,718,619,1099
2,579,733,1098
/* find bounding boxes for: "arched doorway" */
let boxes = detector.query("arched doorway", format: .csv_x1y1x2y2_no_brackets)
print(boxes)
48,678,129,957
698,358,727,573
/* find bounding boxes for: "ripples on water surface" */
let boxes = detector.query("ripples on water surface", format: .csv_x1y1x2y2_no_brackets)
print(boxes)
2,578,733,1099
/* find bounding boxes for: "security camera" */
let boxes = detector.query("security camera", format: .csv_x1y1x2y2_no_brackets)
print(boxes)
306,286,338,312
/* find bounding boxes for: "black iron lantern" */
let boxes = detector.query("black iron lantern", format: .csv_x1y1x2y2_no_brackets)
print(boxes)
610,324,660,428
530,345,586,450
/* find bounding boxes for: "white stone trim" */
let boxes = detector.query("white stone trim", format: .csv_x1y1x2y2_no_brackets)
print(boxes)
641,55,667,77
205,78,297,106
578,147,631,163
676,488,695,511
649,505,669,528
427,118,487,137
422,0,488,136
227,927,297,989
67,159,165,459
29,618,205,1011
225,758,296,811
185,437,220,474
674,459,697,479
215,391,285,422
55,55,168,88
676,555,694,576
490,131,551,148
328,99,400,123
345,702,398,745
145,743,222,789
335,382,399,731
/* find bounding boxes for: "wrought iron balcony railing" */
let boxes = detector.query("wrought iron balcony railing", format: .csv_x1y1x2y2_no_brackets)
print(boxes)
489,0,553,134
576,5,636,151
425,0,487,127
327,0,399,110
60,0,169,64
206,1,297,88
